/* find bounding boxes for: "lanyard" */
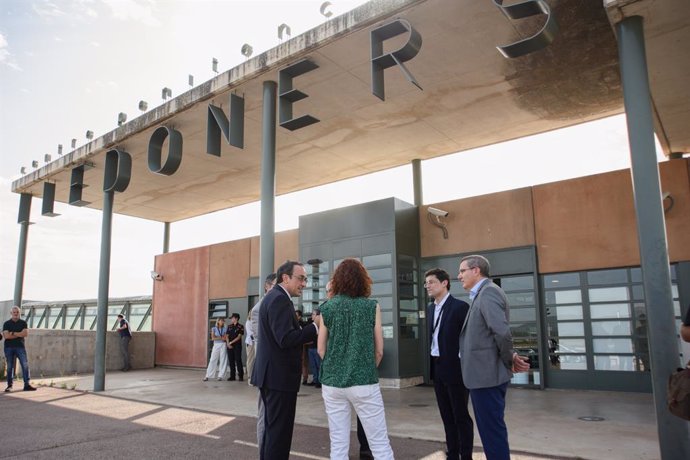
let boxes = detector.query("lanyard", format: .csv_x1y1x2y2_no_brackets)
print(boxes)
432,304,444,334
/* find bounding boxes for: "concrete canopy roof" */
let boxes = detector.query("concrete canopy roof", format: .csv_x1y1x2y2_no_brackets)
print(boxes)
11,0,688,223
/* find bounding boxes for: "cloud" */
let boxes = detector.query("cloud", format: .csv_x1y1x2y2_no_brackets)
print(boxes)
0,31,22,71
102,0,161,27
32,1,67,18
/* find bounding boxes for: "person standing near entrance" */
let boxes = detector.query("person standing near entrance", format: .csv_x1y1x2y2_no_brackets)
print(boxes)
116,314,132,371
457,255,529,460
226,313,244,381
3,306,37,392
252,260,318,460
203,318,228,382
425,268,474,460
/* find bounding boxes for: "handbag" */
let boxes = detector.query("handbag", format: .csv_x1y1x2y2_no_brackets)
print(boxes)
668,360,690,421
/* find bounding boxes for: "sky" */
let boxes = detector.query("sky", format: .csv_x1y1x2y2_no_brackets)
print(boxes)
0,0,665,302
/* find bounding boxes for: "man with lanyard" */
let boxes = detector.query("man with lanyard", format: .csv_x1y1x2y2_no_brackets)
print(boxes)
226,313,244,381
3,306,37,392
116,314,133,371
425,268,473,460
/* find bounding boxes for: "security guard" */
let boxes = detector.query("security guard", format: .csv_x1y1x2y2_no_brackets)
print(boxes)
226,313,245,381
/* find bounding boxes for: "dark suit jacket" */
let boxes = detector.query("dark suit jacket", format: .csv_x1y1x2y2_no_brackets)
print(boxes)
428,294,469,385
252,284,317,393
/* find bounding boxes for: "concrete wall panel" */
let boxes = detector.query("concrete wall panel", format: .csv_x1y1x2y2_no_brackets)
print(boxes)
534,159,690,273
420,188,535,257
18,330,154,378
209,239,251,299
153,247,209,367
249,229,300,277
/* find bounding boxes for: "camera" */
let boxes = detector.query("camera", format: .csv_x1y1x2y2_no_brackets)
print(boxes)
427,207,449,218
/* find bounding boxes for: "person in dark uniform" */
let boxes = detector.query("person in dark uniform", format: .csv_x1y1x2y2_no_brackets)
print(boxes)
226,313,244,381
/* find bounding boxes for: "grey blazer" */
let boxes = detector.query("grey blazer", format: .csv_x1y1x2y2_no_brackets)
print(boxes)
459,279,514,389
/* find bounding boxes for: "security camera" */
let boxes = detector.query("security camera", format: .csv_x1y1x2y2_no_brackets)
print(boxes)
427,207,449,218
150,271,163,281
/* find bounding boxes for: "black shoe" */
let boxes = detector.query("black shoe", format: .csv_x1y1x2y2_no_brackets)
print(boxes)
4,386,11,393
238,377,243,381
359,449,374,460
305,381,315,386
314,383,322,389
23,385,37,391
302,380,308,385
228,377,236,381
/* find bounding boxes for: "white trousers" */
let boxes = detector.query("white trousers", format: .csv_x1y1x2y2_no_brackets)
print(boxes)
205,342,228,378
322,383,394,460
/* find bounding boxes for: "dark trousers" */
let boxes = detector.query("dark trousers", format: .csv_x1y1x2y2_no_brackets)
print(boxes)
227,344,243,378
469,382,509,460
433,374,474,460
356,416,371,453
4,347,30,387
260,387,298,460
119,336,131,370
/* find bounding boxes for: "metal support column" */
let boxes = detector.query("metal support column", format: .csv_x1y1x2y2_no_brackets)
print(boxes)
412,159,422,206
260,81,277,296
94,190,114,392
163,222,170,253
13,193,32,308
617,16,690,459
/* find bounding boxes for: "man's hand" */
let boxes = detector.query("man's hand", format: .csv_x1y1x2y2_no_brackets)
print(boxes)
313,314,322,328
512,353,530,373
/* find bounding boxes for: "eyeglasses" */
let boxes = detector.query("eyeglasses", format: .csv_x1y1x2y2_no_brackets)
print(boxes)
459,267,476,274
291,275,308,283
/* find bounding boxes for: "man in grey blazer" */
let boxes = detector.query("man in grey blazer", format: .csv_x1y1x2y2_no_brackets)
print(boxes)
457,255,529,460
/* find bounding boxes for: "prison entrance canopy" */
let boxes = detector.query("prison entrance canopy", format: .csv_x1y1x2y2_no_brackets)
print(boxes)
9,1,690,457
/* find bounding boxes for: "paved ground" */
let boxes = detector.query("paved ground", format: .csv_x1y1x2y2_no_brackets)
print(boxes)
1,368,664,459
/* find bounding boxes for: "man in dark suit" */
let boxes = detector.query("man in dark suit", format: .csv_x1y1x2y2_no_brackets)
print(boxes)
251,260,319,460
457,255,529,460
425,268,474,460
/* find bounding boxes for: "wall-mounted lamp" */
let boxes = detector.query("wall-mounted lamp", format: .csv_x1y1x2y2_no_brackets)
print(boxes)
212,58,219,74
188,74,194,87
20,167,26,174
58,144,63,155
427,206,449,239
71,138,77,149
117,112,127,126
320,2,333,18
31,160,39,168
138,100,148,112
44,154,51,163
241,44,253,58
161,87,172,100
150,270,164,281
662,191,674,214
85,130,94,140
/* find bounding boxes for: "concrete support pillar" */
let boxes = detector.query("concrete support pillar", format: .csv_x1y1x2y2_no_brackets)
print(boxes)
163,222,170,254
14,193,32,308
412,159,422,206
94,190,114,392
260,81,277,296
617,15,690,459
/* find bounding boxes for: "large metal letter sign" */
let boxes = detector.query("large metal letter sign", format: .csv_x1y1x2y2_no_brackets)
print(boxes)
279,58,320,131
370,19,422,101
493,0,558,58
148,126,183,176
69,165,91,207
103,149,132,193
207,93,245,156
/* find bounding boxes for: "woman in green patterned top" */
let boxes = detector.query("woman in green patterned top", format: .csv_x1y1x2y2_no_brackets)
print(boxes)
318,258,394,459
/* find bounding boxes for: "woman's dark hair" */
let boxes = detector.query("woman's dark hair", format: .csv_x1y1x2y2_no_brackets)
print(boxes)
331,258,372,298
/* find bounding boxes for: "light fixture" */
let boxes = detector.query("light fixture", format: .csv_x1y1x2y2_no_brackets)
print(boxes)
161,87,172,100
240,43,253,58
58,144,63,155
71,138,77,148
20,167,26,174
150,270,163,281
188,75,194,87
212,58,219,74
117,112,127,126
320,1,333,18
44,154,51,163
427,206,450,239
85,130,94,140
32,160,39,168
138,100,148,112
278,24,291,40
